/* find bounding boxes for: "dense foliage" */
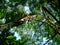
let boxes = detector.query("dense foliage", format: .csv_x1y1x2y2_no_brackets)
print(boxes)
0,0,60,45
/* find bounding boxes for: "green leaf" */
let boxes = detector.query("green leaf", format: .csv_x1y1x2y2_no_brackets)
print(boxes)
0,19,4,24
7,36,14,39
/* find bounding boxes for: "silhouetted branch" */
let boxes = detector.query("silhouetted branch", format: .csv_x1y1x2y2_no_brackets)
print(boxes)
42,6,60,24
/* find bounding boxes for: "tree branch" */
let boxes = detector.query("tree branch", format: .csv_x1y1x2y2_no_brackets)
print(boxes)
42,6,60,24
14,15,37,26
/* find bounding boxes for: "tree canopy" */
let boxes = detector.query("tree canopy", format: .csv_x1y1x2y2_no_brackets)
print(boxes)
0,0,60,45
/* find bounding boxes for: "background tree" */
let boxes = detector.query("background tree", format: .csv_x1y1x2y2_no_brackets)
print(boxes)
0,0,60,45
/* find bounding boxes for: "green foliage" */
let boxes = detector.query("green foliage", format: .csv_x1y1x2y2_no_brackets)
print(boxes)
0,19,4,24
0,0,60,45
